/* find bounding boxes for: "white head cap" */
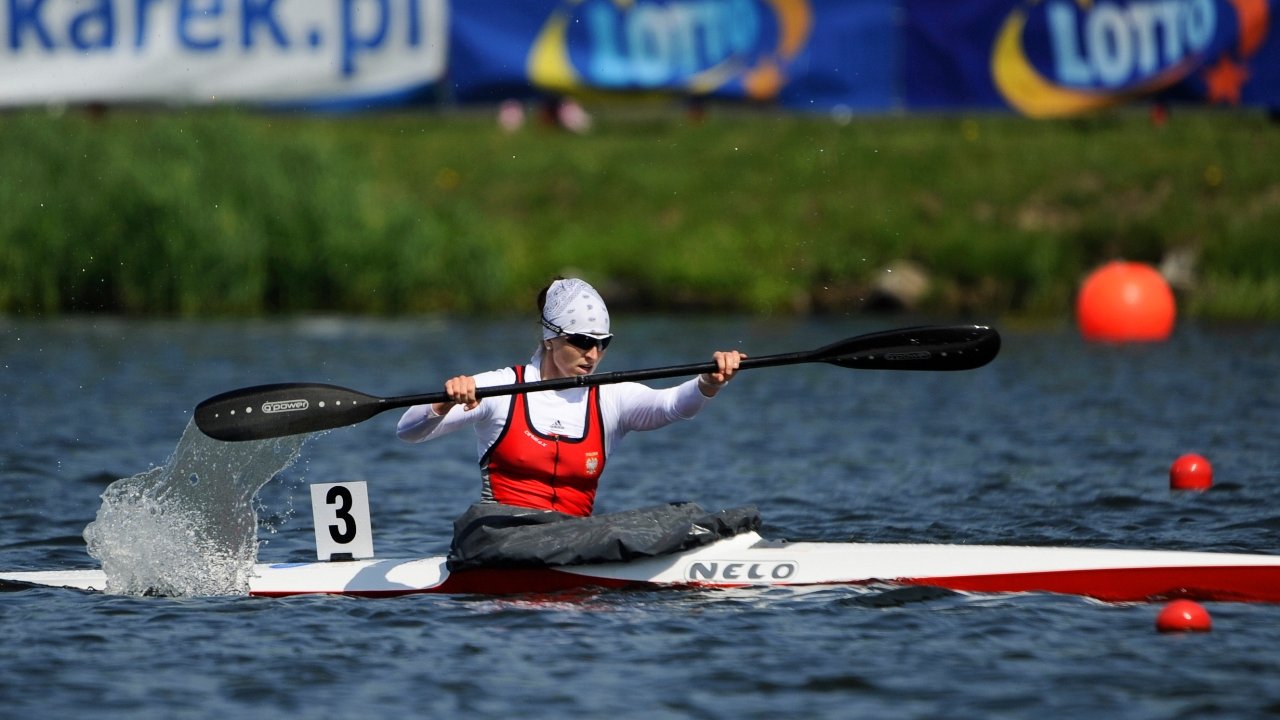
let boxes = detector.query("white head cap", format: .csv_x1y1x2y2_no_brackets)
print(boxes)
540,278,611,341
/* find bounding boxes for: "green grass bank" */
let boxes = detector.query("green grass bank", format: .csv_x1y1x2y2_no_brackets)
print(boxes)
2,106,1278,320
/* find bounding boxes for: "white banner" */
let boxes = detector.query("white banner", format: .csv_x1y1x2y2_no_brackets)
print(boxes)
0,0,448,107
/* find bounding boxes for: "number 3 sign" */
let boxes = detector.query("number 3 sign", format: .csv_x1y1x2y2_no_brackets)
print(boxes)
309,481,374,561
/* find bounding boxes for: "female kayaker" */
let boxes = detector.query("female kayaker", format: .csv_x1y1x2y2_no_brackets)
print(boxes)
396,277,750,567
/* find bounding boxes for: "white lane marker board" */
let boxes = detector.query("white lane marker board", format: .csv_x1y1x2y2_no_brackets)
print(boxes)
310,481,374,561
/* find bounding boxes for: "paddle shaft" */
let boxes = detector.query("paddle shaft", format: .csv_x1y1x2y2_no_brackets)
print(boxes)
386,351,802,408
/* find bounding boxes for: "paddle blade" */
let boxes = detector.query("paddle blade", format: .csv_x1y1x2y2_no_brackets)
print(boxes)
819,325,1000,371
195,383,390,442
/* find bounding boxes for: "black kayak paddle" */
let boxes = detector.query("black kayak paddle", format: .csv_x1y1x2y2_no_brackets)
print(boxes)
194,324,1000,442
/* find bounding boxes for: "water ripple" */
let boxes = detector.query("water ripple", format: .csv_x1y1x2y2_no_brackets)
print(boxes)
4,319,1280,719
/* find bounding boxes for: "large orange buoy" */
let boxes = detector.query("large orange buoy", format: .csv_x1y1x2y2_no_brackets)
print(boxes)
1076,261,1176,342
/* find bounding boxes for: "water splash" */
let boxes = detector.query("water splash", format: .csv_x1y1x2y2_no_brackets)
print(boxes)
83,420,307,597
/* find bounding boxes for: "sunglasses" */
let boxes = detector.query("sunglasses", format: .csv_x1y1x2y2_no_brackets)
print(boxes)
563,333,613,352
542,315,612,352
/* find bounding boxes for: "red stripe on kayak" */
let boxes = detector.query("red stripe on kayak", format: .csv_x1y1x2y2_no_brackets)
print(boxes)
433,567,639,595
900,565,1280,603
248,565,1280,602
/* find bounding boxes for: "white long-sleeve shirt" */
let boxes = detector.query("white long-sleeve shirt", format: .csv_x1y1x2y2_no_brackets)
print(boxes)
396,360,712,464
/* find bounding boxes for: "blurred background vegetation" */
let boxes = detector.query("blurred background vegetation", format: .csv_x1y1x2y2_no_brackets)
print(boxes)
2,106,1277,320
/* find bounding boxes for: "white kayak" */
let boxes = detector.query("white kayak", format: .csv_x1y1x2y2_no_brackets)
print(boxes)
6,531,1280,602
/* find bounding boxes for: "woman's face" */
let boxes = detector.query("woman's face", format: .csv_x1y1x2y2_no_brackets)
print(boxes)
542,337,605,379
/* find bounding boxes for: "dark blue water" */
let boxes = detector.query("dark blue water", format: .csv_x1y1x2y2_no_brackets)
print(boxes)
4,316,1280,719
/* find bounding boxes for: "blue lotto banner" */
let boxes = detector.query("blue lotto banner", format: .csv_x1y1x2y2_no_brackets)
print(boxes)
2,0,1277,114
448,0,899,111
903,0,1280,115
0,0,449,108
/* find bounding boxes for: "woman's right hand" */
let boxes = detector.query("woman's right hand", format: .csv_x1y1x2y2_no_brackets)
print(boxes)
434,375,479,414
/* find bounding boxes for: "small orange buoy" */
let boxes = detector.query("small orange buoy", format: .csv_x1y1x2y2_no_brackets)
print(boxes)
1156,600,1212,632
1076,261,1176,342
1170,453,1213,491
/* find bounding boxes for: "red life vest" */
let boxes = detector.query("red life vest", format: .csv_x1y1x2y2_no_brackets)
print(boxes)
480,366,607,516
